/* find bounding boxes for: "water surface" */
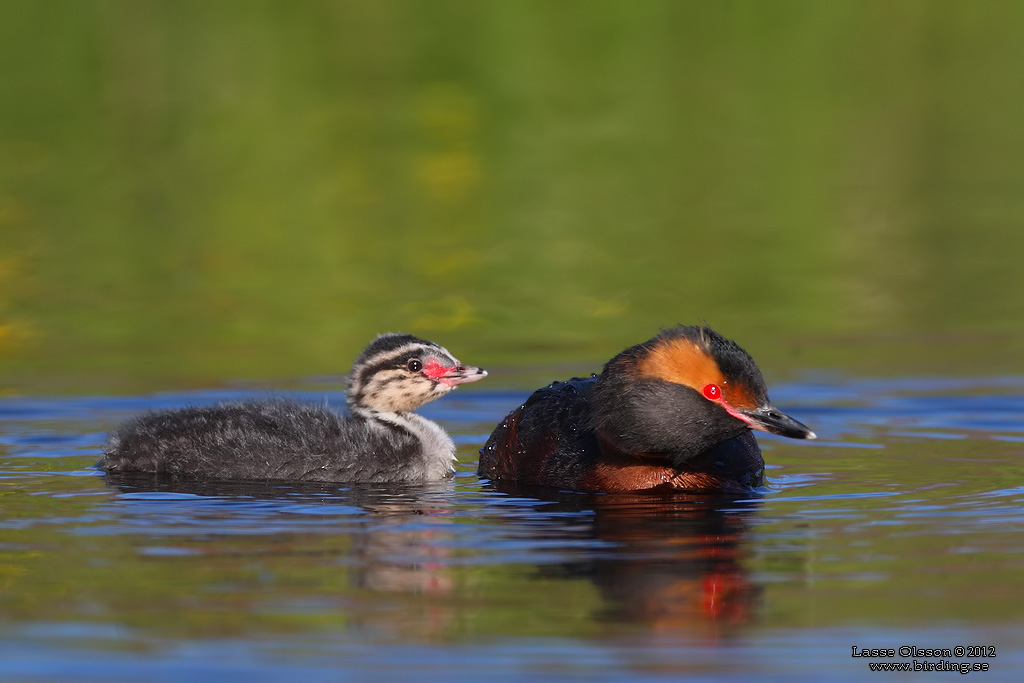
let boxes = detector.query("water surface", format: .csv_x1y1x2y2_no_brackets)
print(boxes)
2,372,1022,681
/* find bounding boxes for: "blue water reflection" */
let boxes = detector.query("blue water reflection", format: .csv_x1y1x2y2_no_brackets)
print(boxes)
1,373,1022,679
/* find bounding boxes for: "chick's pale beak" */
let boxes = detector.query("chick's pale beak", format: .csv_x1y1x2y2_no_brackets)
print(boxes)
439,365,487,387
737,405,816,440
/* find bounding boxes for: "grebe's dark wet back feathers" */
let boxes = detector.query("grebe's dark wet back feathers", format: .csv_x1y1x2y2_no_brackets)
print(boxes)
478,325,813,493
100,334,486,483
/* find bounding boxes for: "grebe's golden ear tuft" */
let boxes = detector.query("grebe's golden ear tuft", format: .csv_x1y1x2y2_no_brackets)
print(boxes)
637,338,723,389
636,336,759,410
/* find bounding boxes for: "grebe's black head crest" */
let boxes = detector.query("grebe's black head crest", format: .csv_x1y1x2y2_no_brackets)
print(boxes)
635,324,815,440
593,325,814,464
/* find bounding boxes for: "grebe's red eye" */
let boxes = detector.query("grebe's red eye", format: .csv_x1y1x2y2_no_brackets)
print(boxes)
702,384,722,401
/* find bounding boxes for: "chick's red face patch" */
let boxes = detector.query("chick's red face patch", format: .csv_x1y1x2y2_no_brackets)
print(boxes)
422,358,450,379
424,357,468,387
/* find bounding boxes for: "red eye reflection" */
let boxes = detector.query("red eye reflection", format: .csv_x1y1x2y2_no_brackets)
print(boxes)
702,384,722,401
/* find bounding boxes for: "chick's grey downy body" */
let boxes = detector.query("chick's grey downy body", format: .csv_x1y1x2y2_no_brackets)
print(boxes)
99,334,486,483
104,400,454,483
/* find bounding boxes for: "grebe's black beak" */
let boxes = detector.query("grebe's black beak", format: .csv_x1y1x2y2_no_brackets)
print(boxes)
738,405,816,440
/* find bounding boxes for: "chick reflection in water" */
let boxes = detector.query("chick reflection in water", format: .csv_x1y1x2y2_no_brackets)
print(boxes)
101,478,462,641
330,486,463,641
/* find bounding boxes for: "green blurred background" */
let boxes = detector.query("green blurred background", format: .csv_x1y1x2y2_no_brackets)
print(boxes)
2,0,1023,392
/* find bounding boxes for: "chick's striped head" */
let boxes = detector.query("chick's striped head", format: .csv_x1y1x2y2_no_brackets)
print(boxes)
347,334,486,414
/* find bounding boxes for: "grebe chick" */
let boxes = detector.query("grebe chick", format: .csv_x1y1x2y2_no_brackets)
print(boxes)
100,334,486,483
478,325,814,493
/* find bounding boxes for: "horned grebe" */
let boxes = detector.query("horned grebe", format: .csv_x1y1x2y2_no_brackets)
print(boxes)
478,325,813,493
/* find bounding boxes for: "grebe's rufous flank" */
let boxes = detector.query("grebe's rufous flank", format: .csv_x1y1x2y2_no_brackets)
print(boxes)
100,334,486,483
478,325,813,493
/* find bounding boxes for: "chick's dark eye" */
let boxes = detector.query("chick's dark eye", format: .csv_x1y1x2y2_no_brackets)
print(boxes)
406,359,423,372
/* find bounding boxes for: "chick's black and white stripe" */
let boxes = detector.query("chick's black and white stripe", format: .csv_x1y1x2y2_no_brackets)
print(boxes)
346,334,459,415
99,333,486,483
